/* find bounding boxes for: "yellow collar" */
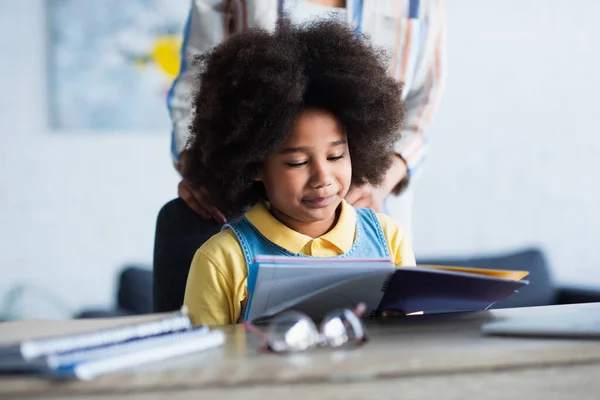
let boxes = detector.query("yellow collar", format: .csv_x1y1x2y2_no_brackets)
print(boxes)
245,200,357,254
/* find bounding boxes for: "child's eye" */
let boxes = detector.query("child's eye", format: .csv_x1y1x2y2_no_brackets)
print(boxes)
328,154,345,161
286,161,308,168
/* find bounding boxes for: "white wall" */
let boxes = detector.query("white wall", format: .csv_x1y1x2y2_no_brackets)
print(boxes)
0,0,180,318
412,0,600,287
1,0,599,318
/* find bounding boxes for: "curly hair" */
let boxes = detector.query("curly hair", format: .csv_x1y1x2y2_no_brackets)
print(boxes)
183,19,405,217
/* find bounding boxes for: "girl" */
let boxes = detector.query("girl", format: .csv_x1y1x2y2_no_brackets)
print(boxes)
183,20,415,326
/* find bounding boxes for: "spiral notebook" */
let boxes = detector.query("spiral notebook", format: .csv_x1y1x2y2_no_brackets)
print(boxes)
244,256,530,323
43,327,225,380
0,308,191,371
0,307,225,379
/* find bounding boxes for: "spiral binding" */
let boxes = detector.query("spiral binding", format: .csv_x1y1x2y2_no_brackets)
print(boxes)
19,307,192,361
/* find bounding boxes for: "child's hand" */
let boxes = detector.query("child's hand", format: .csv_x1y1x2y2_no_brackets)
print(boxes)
378,310,406,317
379,310,423,317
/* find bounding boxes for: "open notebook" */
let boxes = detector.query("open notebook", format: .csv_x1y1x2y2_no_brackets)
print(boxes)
243,256,530,323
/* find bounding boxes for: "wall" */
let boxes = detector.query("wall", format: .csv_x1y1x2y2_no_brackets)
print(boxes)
412,0,600,287
0,0,180,318
1,0,599,318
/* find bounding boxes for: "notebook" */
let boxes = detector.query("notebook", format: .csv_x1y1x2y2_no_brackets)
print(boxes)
44,328,225,380
0,308,225,380
0,309,192,371
243,256,530,323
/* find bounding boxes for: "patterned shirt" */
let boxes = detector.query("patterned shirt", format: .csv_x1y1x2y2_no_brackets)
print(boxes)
168,0,446,178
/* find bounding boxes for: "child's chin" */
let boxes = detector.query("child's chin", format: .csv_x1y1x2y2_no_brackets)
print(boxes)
301,204,340,220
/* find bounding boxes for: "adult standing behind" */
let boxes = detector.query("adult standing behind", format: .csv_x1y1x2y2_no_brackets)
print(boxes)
168,0,446,236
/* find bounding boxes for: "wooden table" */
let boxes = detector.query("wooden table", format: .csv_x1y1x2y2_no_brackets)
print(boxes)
1,303,600,399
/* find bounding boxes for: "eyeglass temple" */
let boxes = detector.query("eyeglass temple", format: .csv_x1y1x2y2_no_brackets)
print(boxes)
243,321,267,341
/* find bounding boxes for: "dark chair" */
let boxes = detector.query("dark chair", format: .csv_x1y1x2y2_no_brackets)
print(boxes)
152,198,221,313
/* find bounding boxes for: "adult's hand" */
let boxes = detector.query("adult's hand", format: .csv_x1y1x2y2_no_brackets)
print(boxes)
345,183,389,212
176,149,227,224
177,179,227,225
345,154,408,211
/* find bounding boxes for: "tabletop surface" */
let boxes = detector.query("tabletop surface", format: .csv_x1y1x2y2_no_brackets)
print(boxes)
1,302,600,398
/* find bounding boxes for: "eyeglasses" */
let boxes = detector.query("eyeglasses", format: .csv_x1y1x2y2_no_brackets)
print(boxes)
243,303,368,353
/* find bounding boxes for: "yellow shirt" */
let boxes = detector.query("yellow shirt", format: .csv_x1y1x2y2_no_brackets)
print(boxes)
183,200,416,326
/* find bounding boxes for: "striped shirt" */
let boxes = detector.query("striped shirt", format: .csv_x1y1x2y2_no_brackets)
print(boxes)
168,0,446,179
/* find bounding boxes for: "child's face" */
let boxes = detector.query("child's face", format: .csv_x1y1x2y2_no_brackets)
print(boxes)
256,109,352,235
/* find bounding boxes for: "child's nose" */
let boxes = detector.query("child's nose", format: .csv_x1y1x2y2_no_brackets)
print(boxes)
310,163,333,188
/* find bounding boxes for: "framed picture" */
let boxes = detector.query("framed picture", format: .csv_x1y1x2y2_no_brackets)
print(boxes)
47,0,189,131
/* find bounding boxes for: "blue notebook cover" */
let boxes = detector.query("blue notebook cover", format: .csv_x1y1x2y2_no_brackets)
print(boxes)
378,267,529,315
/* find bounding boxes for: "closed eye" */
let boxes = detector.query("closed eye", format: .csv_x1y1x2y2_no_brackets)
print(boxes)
286,161,308,168
286,154,344,167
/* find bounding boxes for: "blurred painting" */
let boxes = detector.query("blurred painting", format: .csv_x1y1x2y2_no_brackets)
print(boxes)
48,0,189,131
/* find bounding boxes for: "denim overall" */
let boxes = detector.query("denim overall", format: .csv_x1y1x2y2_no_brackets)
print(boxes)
222,207,391,321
